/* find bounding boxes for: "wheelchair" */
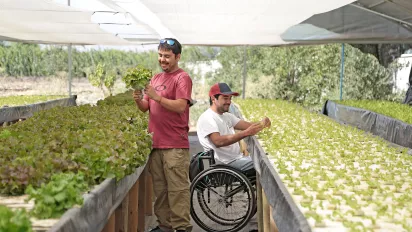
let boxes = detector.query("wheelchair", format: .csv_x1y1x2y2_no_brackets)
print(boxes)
190,150,257,232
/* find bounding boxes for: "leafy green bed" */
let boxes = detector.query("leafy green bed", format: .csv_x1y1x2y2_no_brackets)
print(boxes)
337,100,412,125
238,99,412,232
0,95,66,107
0,92,151,221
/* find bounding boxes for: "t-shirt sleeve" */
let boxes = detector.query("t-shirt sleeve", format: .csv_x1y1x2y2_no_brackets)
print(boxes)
227,113,241,128
176,74,192,102
198,115,219,138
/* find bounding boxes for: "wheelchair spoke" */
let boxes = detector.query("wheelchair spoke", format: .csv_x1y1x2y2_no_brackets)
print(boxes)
190,167,256,232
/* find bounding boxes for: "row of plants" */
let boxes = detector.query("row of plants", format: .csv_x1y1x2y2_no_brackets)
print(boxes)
238,99,412,232
336,100,412,125
0,95,66,107
0,91,151,227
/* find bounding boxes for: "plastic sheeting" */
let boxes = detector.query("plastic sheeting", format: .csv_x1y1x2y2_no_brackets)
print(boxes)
0,0,160,45
229,104,311,232
49,164,147,232
137,0,354,46
0,96,77,124
322,100,412,149
283,1,412,43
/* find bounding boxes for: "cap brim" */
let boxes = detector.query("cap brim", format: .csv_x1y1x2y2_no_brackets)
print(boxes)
221,91,239,96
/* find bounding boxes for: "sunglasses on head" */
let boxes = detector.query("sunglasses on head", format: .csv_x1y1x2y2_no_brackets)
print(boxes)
160,39,175,46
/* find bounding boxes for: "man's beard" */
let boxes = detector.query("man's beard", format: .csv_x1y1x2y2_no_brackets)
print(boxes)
218,104,230,113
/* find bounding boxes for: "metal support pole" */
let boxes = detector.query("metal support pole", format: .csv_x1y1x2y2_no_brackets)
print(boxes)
339,43,345,101
68,45,72,97
68,0,72,97
242,45,247,99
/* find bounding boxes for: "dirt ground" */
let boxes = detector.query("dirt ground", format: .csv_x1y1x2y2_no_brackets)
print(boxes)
0,76,127,105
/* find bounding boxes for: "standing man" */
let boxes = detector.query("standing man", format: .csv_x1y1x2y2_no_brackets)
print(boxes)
133,38,192,232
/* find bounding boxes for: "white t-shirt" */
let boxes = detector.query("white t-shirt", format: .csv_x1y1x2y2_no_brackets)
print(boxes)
197,108,242,164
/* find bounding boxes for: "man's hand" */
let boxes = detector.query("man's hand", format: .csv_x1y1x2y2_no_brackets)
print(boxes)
261,117,271,128
133,89,143,102
244,123,263,137
144,85,161,102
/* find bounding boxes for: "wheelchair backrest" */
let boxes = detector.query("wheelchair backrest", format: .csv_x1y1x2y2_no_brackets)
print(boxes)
189,150,215,182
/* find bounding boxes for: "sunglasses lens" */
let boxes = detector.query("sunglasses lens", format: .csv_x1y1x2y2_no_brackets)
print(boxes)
160,39,175,46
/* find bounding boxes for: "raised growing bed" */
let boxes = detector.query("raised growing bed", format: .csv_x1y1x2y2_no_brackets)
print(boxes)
0,92,153,231
0,95,77,125
234,99,412,232
322,100,412,149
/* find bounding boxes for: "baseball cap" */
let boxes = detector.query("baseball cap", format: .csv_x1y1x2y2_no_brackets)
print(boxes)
209,83,239,97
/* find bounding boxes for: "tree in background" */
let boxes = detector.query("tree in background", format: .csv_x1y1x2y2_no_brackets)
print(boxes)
88,63,116,97
0,42,401,109
205,44,396,109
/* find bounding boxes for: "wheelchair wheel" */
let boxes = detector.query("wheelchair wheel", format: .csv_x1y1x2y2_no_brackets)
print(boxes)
190,166,256,232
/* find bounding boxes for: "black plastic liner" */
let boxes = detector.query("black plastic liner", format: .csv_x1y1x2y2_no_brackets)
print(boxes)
322,100,412,149
0,96,77,124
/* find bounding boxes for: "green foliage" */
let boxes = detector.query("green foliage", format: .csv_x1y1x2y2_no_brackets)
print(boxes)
0,95,66,107
0,205,32,232
25,172,88,219
206,45,395,110
96,90,135,106
337,100,412,125
238,99,412,231
122,65,152,90
88,63,116,96
0,93,152,195
0,42,160,78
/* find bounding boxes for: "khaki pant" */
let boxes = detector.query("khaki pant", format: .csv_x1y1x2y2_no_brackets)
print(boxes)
149,148,191,231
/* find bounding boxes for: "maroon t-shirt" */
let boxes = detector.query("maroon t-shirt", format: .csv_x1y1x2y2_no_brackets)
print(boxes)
144,68,192,148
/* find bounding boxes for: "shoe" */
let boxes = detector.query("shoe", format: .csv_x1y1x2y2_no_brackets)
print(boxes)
149,226,164,232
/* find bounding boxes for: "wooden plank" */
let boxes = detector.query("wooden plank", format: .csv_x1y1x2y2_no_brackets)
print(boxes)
262,189,270,232
102,212,115,232
137,168,147,232
256,174,264,232
270,205,279,232
145,172,153,216
128,180,139,232
115,193,129,232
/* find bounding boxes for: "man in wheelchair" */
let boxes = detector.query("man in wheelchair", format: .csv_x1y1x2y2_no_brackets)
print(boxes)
196,82,271,176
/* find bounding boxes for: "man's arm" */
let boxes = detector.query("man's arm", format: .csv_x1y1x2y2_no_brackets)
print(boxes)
145,85,188,114
209,123,262,148
157,97,188,114
234,117,271,130
234,120,253,130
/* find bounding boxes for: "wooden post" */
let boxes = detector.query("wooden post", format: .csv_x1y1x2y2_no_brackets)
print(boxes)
137,168,147,232
145,172,153,216
269,206,279,232
128,180,139,232
102,212,115,232
115,194,129,232
262,189,270,232
256,174,264,232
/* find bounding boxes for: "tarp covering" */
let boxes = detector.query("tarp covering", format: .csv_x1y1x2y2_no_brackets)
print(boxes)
0,0,160,45
3,0,412,46
322,100,412,149
229,104,311,232
283,1,412,43
137,0,355,45
0,96,77,124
